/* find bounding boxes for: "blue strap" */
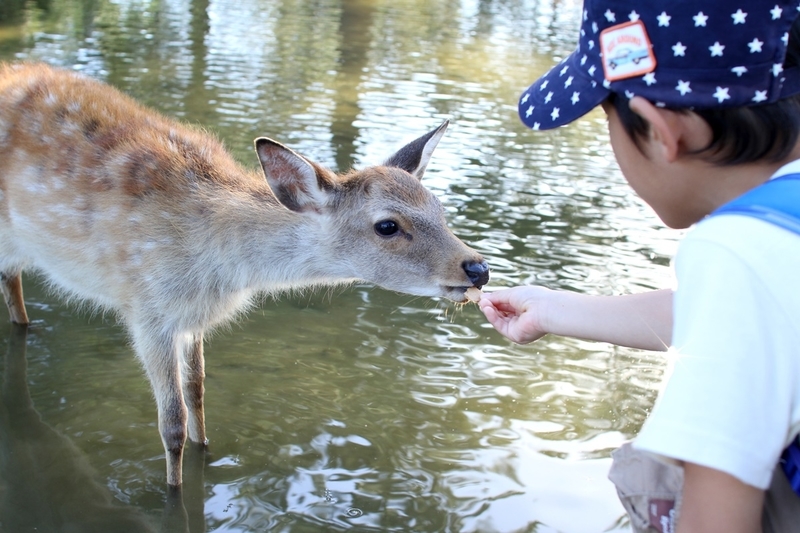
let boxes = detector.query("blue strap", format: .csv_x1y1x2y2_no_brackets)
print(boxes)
710,173,800,235
782,438,800,496
710,172,800,496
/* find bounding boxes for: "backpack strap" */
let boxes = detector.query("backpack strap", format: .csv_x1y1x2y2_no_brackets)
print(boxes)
782,437,800,496
710,171,800,496
710,173,800,235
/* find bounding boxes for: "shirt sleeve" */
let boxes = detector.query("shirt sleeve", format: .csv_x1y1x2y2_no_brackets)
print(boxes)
634,227,797,490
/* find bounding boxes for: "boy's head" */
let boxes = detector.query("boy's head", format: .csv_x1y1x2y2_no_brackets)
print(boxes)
522,1,800,228
520,1,800,140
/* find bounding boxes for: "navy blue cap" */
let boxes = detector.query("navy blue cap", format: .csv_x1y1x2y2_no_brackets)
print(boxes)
519,1,800,130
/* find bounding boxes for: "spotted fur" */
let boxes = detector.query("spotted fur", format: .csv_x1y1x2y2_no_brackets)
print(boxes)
0,62,489,486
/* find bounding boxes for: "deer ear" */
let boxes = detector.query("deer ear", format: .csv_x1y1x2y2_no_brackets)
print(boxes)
254,138,331,212
383,120,448,180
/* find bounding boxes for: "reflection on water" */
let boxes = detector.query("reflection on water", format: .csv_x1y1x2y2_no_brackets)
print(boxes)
0,325,157,532
0,0,679,531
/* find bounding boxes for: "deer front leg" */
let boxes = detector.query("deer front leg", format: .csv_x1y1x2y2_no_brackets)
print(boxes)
0,271,29,325
182,332,207,446
134,329,188,487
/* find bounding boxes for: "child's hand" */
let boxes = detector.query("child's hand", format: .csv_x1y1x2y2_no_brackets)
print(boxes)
478,286,552,344
480,286,673,351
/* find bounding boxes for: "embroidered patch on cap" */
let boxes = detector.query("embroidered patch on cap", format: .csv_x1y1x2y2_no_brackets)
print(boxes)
600,20,657,82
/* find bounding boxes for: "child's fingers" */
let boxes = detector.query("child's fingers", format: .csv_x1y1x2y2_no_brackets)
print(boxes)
481,287,536,315
480,302,518,339
479,301,505,327
481,289,512,306
479,300,498,322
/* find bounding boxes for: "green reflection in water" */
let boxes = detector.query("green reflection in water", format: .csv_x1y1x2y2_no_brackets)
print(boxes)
0,0,680,531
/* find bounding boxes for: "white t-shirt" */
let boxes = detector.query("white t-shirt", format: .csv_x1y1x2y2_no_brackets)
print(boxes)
634,162,800,490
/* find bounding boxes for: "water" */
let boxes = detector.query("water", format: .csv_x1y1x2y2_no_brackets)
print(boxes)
0,0,680,531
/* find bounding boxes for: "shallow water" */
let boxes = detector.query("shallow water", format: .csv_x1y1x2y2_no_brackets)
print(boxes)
0,1,680,531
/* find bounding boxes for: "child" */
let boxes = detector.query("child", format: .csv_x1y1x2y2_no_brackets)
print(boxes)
478,1,800,531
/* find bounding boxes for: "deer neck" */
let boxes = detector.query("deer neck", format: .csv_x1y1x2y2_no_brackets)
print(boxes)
196,179,353,295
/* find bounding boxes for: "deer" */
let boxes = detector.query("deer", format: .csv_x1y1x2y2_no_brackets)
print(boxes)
0,62,489,487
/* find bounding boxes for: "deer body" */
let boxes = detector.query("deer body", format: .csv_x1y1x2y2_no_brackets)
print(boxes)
0,63,488,486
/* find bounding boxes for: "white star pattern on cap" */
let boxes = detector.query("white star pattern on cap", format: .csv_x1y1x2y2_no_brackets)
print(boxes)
732,9,748,24
694,12,709,26
713,86,731,102
518,1,800,131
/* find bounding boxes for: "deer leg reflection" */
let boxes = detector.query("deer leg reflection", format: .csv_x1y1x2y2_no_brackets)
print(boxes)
0,324,204,533
162,441,207,533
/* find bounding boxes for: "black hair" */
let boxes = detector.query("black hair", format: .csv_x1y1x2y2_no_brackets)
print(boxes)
610,15,800,165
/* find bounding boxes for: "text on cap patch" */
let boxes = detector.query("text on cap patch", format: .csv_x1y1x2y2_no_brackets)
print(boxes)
600,20,657,82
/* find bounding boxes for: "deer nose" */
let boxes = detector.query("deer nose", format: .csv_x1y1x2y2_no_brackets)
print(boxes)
463,259,490,288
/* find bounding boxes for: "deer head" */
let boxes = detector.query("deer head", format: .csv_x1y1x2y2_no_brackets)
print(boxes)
254,121,489,301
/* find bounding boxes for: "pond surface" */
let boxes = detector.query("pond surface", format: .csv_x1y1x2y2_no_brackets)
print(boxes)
0,0,681,531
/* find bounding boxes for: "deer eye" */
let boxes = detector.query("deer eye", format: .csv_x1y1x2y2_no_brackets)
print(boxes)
374,220,399,237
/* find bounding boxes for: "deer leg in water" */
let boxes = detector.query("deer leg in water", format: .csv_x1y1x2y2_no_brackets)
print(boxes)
136,330,188,487
0,272,29,325
182,333,207,446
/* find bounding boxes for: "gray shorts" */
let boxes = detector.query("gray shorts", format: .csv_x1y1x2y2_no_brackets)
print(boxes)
608,442,800,532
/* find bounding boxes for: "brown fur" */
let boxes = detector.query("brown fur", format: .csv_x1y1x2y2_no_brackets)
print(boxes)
0,62,489,486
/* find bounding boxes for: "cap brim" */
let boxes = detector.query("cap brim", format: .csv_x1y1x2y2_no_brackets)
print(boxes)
518,51,609,131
